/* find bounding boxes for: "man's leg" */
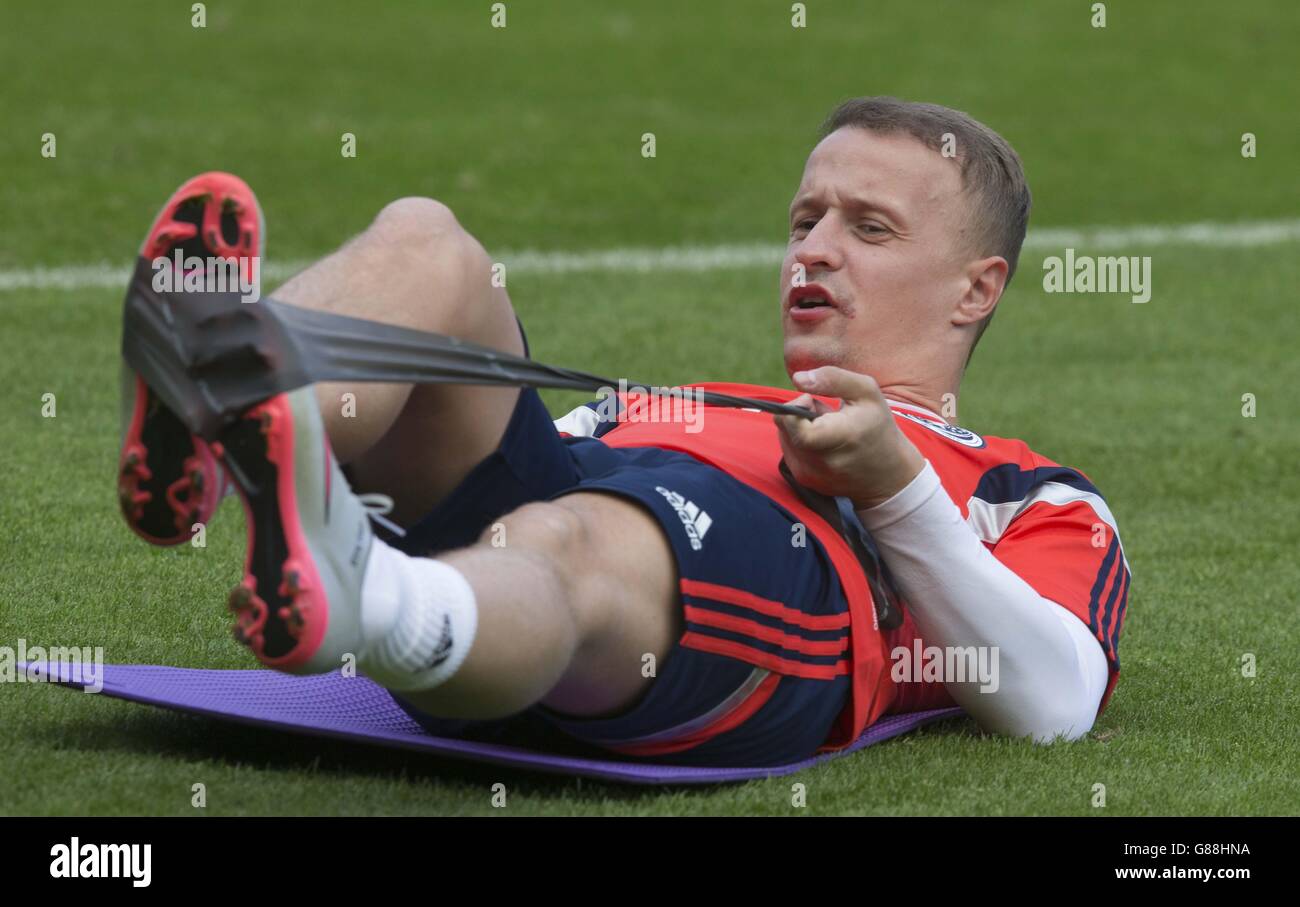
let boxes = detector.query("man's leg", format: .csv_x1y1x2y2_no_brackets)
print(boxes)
216,376,679,723
212,369,846,765
397,493,682,720
124,179,836,764
221,194,678,717
270,197,524,525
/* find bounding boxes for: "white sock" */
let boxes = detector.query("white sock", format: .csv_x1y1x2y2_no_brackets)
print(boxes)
357,539,478,692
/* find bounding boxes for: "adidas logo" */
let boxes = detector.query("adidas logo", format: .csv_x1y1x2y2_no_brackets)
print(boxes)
654,486,712,551
422,614,454,671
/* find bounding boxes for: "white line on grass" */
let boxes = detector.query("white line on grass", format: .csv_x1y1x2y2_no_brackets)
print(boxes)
3,217,1298,292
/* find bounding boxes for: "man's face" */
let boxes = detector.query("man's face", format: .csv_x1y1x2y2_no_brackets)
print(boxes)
781,127,974,381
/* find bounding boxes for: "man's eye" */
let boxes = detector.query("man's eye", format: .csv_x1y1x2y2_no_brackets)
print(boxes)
860,223,888,235
792,218,817,234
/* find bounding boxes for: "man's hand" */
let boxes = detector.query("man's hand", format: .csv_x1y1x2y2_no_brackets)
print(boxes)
775,366,926,511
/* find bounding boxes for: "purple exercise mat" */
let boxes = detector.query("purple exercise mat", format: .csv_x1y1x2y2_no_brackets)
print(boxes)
23,662,963,785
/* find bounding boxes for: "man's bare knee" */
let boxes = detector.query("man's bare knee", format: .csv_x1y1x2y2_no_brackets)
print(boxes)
485,501,588,569
479,499,612,641
366,196,505,335
371,196,461,242
369,197,492,270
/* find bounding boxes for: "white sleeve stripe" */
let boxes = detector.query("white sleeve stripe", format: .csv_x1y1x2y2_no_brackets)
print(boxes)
966,482,1129,571
552,405,602,438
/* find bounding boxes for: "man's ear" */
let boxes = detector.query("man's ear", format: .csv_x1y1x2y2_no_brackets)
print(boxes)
952,256,1008,326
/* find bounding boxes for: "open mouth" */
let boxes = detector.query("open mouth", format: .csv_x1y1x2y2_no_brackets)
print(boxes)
788,285,837,313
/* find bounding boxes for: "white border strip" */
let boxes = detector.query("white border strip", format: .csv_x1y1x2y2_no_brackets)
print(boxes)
966,482,1129,571
3,218,1298,292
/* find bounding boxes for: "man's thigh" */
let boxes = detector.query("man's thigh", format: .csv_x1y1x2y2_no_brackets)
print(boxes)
275,198,525,522
534,444,853,767
344,278,524,524
534,491,682,719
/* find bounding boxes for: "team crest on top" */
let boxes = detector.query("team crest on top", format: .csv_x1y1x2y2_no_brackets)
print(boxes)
893,410,986,448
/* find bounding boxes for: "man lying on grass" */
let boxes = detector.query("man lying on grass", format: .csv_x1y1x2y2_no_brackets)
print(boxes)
117,97,1129,767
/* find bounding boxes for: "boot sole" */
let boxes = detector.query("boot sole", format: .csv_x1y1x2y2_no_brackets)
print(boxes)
118,172,263,545
217,394,332,671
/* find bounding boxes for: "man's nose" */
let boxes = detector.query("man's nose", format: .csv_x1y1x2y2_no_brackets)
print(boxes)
793,216,843,273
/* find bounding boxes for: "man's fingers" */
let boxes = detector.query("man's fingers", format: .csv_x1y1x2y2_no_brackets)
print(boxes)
779,393,830,416
775,394,814,438
776,398,853,451
791,365,884,404
777,369,887,453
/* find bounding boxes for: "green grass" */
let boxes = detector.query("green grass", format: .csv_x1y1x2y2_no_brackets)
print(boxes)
2,0,1298,815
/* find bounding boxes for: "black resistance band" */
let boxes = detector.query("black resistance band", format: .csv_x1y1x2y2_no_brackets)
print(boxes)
120,256,900,627
120,256,815,439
